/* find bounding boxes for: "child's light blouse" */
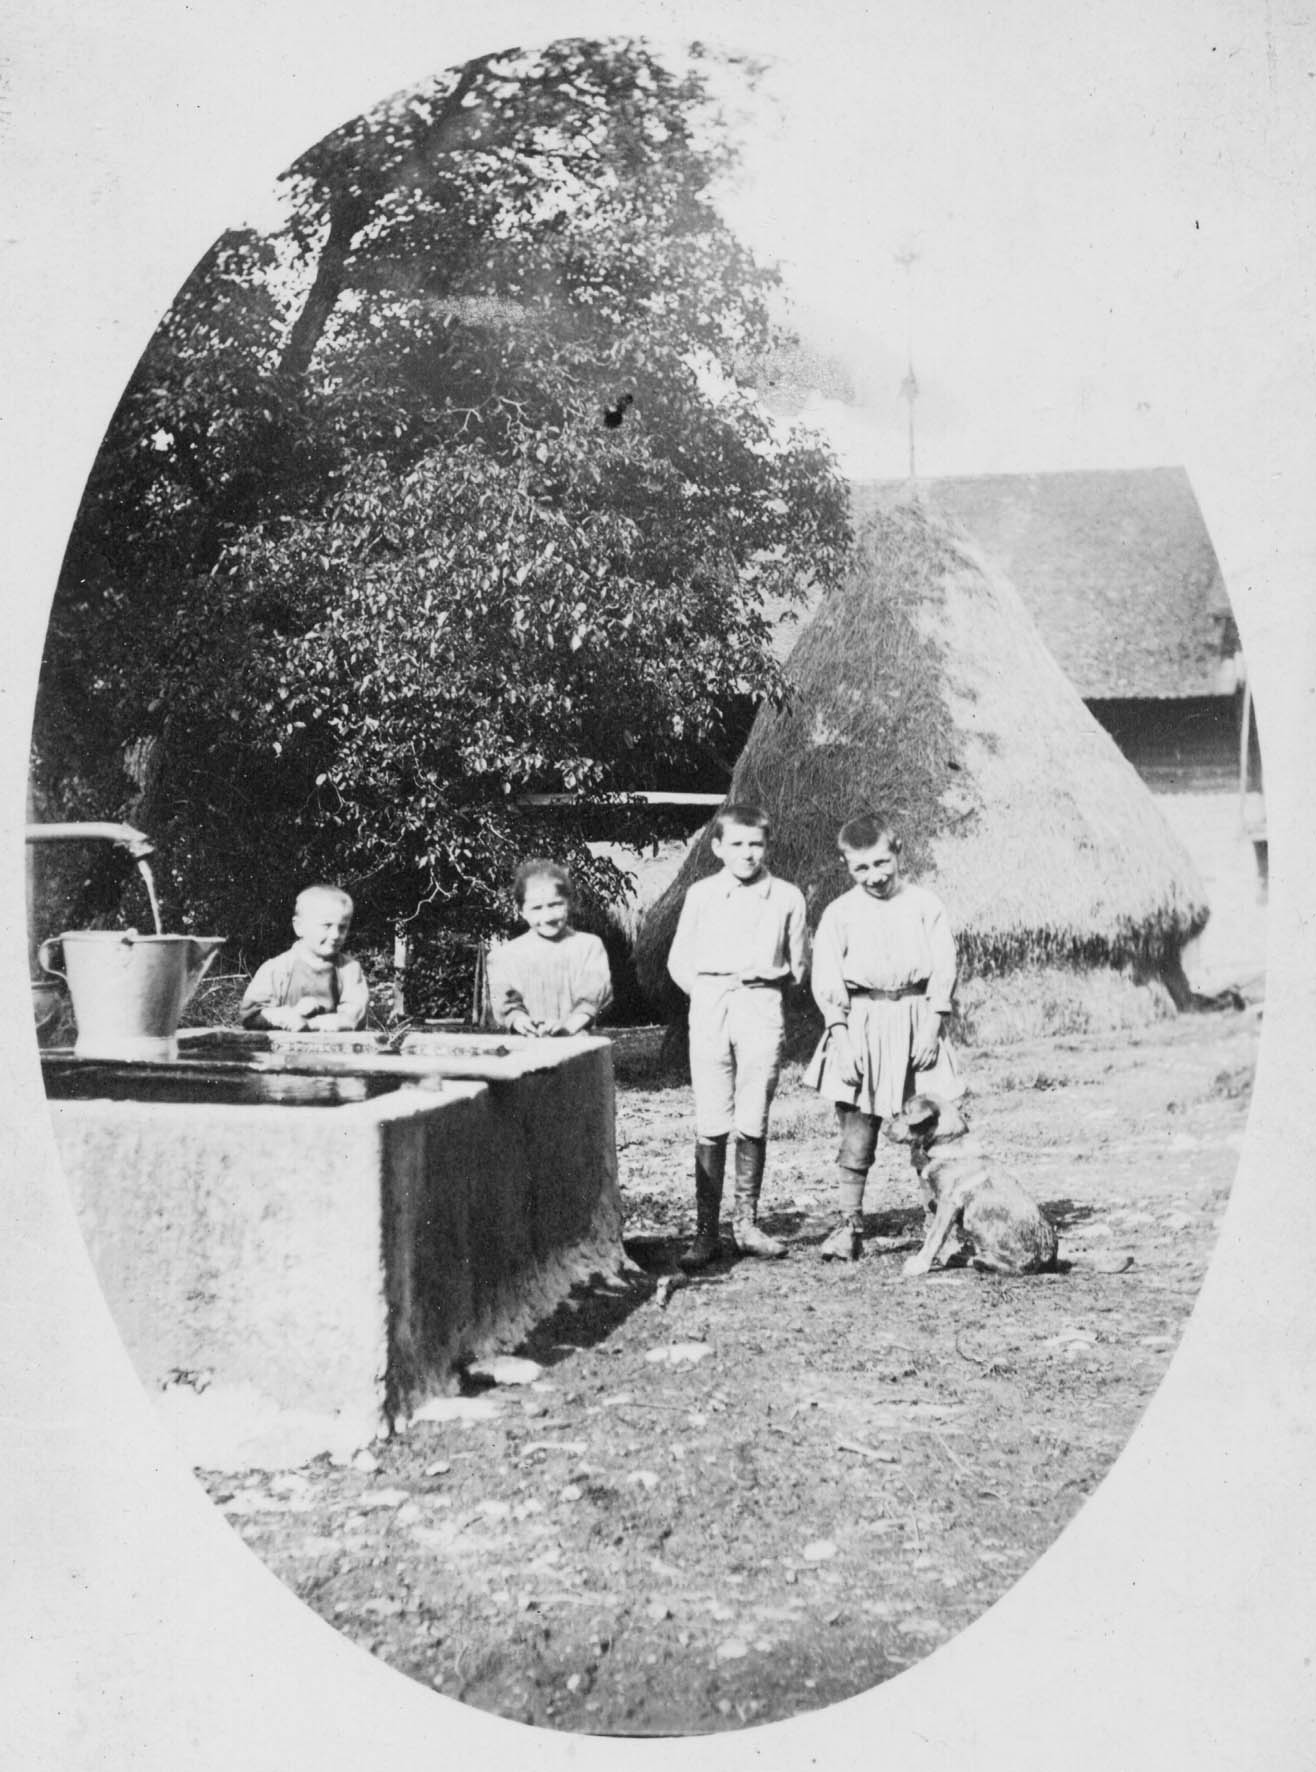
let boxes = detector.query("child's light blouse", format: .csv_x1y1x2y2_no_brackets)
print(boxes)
810,882,957,1029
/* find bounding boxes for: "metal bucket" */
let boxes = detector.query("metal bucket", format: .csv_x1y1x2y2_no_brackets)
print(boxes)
31,980,65,1048
38,930,225,1061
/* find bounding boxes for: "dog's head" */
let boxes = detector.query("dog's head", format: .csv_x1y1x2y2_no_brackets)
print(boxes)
897,1094,969,1171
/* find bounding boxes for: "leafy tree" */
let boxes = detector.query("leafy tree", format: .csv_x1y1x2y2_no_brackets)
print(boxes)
34,36,851,968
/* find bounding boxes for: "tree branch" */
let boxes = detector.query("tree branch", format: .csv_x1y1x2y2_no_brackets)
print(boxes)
279,53,497,380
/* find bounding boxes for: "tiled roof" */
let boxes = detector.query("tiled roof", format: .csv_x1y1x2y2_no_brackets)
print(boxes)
854,468,1235,700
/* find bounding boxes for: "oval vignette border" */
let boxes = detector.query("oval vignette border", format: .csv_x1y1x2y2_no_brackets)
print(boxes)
2,4,1315,1769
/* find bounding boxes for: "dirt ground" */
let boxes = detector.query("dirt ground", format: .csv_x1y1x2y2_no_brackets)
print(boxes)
201,1005,1258,1737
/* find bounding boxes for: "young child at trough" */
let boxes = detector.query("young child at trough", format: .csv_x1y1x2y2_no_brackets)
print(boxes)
487,860,613,1036
666,803,809,1268
806,813,961,1262
240,883,370,1032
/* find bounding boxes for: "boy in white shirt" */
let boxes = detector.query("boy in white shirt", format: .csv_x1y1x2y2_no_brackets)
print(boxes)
666,804,809,1268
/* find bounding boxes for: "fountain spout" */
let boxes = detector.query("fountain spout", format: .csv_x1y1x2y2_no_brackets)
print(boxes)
26,821,156,860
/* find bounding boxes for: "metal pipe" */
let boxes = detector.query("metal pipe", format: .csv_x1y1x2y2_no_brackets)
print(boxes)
26,822,155,860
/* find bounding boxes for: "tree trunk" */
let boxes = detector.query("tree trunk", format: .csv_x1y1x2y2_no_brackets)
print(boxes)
279,191,372,380
277,54,493,381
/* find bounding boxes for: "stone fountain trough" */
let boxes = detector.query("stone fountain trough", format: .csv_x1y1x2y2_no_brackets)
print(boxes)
41,1029,625,1460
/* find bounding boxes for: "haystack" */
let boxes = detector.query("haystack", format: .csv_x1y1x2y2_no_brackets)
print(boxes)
636,490,1209,1039
588,839,691,945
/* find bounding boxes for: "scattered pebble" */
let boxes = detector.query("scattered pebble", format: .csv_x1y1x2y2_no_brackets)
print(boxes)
356,1488,411,1511
408,1523,456,1550
361,1597,404,1618
289,1533,342,1557
351,1449,380,1474
221,1491,281,1516
561,1484,583,1502
716,1639,749,1661
646,1599,672,1622
626,1470,660,1490
802,1539,837,1562
410,1396,504,1425
1088,1252,1135,1274
467,1355,545,1388
423,1460,451,1478
646,1342,713,1367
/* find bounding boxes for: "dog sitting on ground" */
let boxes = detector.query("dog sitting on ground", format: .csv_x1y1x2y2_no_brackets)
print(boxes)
897,1093,1059,1277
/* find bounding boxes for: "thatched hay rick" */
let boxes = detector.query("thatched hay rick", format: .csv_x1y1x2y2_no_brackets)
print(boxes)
638,492,1208,1044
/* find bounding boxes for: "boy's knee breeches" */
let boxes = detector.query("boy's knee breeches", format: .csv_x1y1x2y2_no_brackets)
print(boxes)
688,982,785,1140
834,1102,881,1174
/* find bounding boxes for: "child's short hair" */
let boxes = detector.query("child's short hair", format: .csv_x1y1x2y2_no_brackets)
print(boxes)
295,883,354,919
836,813,901,854
711,801,772,842
513,858,573,908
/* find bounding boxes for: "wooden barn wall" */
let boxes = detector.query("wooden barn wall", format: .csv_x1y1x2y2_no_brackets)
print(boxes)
1086,695,1244,794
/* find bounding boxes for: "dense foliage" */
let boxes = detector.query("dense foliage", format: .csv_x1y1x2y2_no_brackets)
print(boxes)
35,37,850,962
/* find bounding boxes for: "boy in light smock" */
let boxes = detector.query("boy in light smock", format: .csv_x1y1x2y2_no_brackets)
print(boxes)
806,813,961,1261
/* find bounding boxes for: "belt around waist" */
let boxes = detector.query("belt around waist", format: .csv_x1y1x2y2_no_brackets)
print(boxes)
695,975,786,991
848,983,928,1001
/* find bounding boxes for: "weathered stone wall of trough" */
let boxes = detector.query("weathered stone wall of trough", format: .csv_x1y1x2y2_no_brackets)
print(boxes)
46,1036,623,1435
381,1042,622,1418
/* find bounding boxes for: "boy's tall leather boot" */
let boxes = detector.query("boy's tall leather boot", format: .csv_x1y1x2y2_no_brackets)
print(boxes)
731,1134,786,1258
819,1167,866,1261
679,1136,727,1270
